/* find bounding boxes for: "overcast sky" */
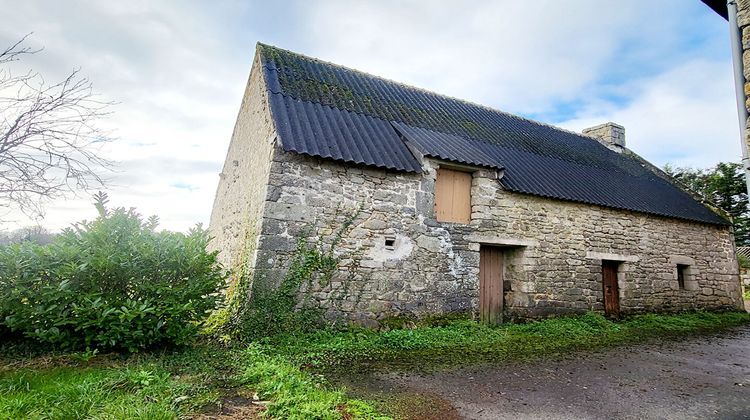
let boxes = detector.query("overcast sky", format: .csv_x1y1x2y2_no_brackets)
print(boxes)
0,0,739,232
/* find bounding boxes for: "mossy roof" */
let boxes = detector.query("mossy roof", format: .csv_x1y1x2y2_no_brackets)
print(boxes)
258,43,728,226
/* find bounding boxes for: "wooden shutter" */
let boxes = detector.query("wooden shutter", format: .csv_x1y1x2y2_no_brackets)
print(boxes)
435,167,472,223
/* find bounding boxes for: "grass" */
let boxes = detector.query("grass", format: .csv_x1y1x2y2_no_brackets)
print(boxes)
0,342,382,419
0,366,212,419
743,287,750,300
0,345,232,420
1,311,749,419
261,311,750,372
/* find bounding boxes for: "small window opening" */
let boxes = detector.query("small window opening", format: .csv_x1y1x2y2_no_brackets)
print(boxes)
677,264,688,289
384,237,396,250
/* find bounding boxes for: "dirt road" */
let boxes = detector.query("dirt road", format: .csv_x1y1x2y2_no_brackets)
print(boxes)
337,327,750,419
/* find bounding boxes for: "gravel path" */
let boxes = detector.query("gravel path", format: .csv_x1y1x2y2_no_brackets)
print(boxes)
337,327,750,419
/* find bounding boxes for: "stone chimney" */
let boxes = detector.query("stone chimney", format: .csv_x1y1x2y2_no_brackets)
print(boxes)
582,122,625,152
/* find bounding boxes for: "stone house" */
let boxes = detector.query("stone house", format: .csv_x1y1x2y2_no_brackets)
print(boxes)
209,43,744,324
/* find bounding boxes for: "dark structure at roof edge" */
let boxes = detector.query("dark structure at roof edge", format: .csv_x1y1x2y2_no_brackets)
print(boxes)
701,0,728,19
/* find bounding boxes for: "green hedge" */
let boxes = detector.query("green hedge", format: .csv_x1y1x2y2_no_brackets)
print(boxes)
0,196,225,351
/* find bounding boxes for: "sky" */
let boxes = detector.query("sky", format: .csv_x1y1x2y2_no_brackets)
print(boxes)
0,0,740,232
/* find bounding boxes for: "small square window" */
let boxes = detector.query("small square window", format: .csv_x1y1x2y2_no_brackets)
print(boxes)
384,237,396,250
677,264,689,289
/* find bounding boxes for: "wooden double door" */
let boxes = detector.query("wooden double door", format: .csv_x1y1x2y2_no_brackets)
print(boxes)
479,246,504,324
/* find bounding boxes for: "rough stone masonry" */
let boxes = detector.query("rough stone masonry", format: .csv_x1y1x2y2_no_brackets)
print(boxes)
209,51,745,325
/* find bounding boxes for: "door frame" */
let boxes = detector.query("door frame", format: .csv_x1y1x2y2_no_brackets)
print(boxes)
601,259,621,317
479,245,504,324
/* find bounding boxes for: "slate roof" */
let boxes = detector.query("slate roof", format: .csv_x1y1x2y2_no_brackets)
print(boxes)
258,43,729,226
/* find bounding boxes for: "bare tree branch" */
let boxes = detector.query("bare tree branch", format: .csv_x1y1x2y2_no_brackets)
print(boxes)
0,34,115,220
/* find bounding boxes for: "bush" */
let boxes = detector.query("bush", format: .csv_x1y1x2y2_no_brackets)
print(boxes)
0,193,225,351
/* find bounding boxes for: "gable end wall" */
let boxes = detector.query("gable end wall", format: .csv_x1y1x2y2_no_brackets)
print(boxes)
208,52,276,284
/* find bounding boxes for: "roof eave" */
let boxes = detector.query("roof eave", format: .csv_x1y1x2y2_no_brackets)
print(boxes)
701,0,728,20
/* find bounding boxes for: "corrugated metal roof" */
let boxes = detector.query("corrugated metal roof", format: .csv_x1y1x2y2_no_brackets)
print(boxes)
395,122,727,224
392,122,505,170
267,92,422,172
258,43,729,226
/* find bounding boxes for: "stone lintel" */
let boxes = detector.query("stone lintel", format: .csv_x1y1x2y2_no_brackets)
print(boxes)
586,251,639,262
669,255,695,266
466,235,537,247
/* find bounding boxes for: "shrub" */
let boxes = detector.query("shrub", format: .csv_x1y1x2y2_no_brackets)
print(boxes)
0,193,225,351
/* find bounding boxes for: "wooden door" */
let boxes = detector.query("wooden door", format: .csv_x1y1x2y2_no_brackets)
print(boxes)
480,246,504,324
602,260,620,316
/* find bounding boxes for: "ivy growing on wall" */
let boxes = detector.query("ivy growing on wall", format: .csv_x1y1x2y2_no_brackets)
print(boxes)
216,207,362,341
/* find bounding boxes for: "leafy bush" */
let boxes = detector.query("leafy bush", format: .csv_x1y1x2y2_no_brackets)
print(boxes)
0,193,225,351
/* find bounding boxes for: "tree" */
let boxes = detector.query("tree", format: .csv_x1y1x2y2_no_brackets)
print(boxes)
664,162,750,245
0,225,55,245
0,34,114,220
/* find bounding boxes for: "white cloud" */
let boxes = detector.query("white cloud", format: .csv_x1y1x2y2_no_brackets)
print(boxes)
0,0,249,231
559,59,740,168
0,0,738,232
298,0,710,113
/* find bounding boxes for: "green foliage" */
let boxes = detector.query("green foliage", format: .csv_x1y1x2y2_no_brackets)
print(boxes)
1,311,747,419
0,342,382,420
664,162,750,245
0,367,184,419
0,193,225,352
378,312,471,330
261,311,750,372
739,254,750,270
230,209,360,341
0,350,224,420
233,236,333,340
238,346,384,419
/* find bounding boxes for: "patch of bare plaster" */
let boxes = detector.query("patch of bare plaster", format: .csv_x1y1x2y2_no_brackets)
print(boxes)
366,234,415,262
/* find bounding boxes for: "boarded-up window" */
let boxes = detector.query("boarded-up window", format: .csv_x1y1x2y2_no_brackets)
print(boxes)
435,167,472,223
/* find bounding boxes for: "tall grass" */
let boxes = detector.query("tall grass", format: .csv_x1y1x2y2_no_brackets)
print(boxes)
263,311,750,371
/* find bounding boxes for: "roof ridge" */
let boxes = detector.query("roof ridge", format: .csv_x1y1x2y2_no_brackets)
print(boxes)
256,42,600,145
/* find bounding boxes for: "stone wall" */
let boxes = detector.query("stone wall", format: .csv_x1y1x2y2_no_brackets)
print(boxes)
738,0,750,161
208,52,276,278
252,148,744,323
